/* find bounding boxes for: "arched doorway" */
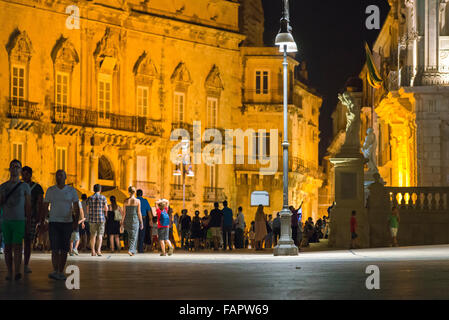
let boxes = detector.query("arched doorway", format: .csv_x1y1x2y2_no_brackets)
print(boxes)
98,155,115,191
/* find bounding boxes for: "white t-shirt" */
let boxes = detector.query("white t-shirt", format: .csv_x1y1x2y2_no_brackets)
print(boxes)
44,185,79,223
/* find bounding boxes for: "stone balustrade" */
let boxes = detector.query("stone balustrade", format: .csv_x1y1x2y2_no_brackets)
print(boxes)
385,187,449,212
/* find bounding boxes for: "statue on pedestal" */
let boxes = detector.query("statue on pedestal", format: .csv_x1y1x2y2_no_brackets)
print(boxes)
362,128,378,173
338,92,361,151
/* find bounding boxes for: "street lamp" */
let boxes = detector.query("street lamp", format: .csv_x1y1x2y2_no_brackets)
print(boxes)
173,139,194,209
274,0,299,256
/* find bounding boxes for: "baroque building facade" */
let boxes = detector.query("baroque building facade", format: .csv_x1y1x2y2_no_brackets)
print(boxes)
360,0,449,187
0,0,322,222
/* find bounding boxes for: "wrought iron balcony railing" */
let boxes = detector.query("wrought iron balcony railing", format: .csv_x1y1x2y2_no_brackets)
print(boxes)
7,98,41,120
51,104,163,136
171,121,194,136
170,184,194,201
203,187,227,203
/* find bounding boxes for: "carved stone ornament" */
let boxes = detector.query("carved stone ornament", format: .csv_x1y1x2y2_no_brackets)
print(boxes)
205,65,223,96
170,62,192,90
134,51,158,84
94,27,120,70
6,29,33,64
51,36,79,73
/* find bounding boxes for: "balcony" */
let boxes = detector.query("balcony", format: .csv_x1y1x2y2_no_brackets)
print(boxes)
170,184,194,201
171,122,194,137
134,181,158,199
203,187,227,203
7,98,41,120
243,89,292,104
50,105,162,136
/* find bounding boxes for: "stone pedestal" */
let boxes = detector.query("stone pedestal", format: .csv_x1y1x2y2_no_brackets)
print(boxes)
329,155,370,248
273,208,299,256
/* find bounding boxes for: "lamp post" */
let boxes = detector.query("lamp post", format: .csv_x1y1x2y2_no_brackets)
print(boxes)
173,139,194,209
273,0,299,256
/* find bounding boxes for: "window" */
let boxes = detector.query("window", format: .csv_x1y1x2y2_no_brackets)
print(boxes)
98,74,112,119
174,92,185,122
137,86,149,116
256,70,269,94
209,165,216,188
11,66,25,106
55,72,69,114
207,97,218,128
12,143,23,163
253,131,271,159
136,156,148,182
56,147,67,171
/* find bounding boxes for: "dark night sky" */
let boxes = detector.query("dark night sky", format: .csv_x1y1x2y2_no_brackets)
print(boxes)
261,0,390,161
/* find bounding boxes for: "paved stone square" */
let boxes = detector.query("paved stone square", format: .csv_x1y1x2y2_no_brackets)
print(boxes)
1,245,449,300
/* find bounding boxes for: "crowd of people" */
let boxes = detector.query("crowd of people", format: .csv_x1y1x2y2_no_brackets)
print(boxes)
0,159,334,283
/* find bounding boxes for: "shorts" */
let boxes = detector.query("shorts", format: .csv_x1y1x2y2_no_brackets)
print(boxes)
390,227,398,237
2,220,25,244
158,227,169,241
49,222,73,253
25,216,38,242
351,232,358,239
71,231,80,242
89,222,105,237
209,227,221,238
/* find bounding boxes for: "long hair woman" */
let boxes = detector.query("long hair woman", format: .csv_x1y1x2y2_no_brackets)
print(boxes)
121,186,143,256
254,205,267,250
106,196,122,253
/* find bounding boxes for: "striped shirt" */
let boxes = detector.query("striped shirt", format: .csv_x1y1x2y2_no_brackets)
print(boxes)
87,192,107,223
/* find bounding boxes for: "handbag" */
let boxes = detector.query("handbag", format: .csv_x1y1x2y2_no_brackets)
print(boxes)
114,209,122,221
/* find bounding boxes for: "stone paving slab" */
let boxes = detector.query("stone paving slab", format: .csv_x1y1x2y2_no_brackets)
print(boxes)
1,245,449,300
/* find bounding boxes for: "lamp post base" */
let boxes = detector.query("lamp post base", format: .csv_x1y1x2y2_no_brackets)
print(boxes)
273,243,299,256
273,208,299,256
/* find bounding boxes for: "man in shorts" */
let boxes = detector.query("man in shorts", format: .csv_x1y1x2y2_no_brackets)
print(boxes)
43,170,81,281
86,184,107,256
22,166,44,274
0,160,31,281
208,202,223,251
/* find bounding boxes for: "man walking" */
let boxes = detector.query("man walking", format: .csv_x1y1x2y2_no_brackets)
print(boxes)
265,214,273,249
22,166,44,274
0,160,31,281
208,202,222,251
221,200,233,251
86,184,108,256
136,189,151,253
179,209,191,250
234,206,245,249
43,170,81,280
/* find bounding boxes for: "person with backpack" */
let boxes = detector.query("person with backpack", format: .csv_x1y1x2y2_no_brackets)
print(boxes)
155,199,174,256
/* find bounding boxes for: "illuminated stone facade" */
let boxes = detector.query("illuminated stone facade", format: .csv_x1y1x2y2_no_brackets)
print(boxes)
0,0,322,222
360,0,449,187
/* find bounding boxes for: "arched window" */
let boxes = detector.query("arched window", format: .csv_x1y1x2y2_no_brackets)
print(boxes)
6,29,32,110
171,62,192,124
51,36,79,121
134,51,158,117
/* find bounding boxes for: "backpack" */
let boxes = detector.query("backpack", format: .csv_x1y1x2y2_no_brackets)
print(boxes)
160,208,170,227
